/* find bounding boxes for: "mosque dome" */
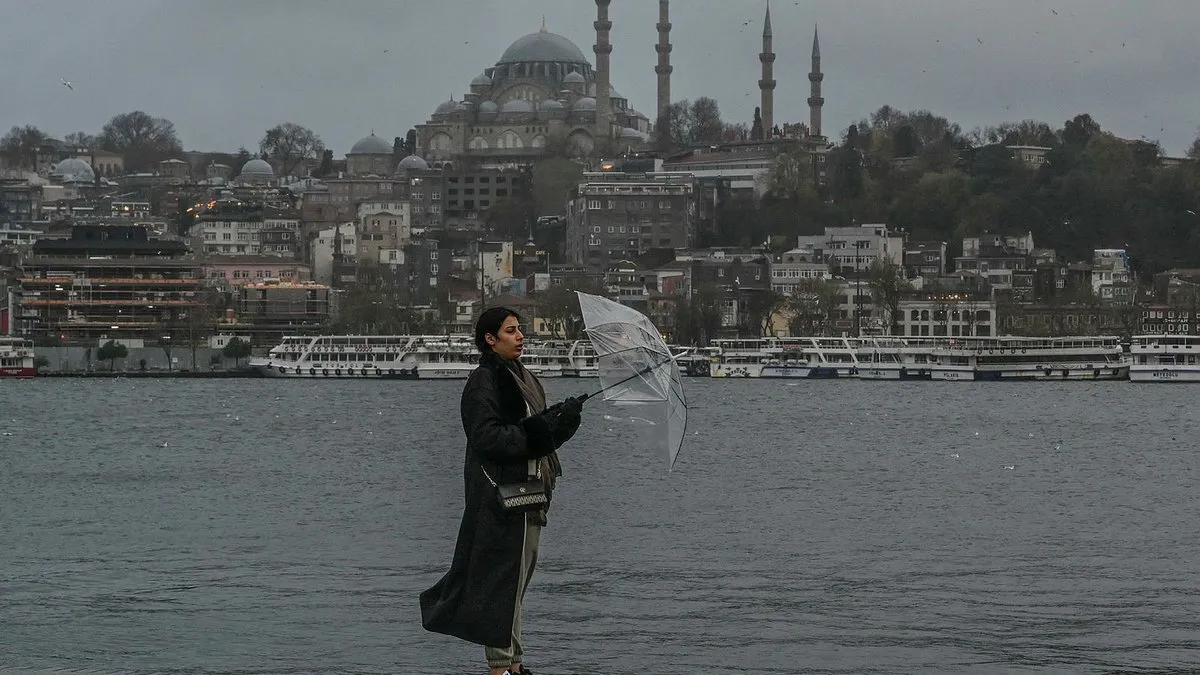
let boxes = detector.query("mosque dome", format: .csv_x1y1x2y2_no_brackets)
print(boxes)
397,154,430,171
51,157,95,183
500,99,535,115
239,158,275,177
572,97,597,111
620,127,649,142
434,99,460,115
477,100,500,121
539,99,565,112
563,71,585,85
498,30,590,65
349,133,393,155
471,73,492,87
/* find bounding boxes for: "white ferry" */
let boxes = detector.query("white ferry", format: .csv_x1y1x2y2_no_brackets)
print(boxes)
1129,334,1200,382
250,334,476,379
524,339,598,377
0,337,36,378
855,336,937,380
709,337,860,378
251,334,601,379
924,335,1128,381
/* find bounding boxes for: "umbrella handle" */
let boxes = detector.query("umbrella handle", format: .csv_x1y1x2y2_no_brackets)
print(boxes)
581,359,665,403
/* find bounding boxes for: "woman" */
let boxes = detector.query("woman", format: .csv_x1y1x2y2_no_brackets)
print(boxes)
420,307,584,675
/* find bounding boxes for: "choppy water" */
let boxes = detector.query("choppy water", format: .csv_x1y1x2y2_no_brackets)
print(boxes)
1,378,1198,674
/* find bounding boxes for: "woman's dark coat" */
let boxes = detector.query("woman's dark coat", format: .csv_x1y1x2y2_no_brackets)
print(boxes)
419,354,579,647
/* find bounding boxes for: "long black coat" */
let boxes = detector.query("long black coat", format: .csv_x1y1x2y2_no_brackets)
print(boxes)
419,354,579,647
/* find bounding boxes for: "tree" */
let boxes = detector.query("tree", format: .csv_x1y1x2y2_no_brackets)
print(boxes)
63,131,96,148
233,147,252,171
663,100,693,147
893,124,921,157
741,289,784,337
867,257,909,334
786,279,842,336
97,340,128,371
222,337,252,367
0,125,47,170
259,122,324,179
1188,130,1200,161
100,111,183,172
393,135,404,160
184,288,222,371
531,157,583,217
406,129,417,156
674,283,724,345
689,97,723,145
312,149,334,178
535,279,607,338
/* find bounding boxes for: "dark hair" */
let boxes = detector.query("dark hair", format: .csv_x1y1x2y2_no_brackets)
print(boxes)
474,307,522,352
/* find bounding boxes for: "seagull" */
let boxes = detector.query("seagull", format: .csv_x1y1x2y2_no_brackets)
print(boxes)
61,78,73,90
977,37,983,44
1052,9,1059,14
1186,210,1196,216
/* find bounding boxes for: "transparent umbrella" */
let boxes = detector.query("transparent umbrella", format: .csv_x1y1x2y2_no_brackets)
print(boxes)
575,291,688,470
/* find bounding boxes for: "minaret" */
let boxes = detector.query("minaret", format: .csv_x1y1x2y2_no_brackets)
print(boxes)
594,0,613,137
655,0,672,126
758,3,776,137
808,25,824,137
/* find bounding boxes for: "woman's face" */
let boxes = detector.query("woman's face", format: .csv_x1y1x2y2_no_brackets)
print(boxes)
487,315,524,360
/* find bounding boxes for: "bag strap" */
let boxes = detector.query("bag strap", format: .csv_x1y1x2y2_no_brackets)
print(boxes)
480,462,540,487
479,465,498,487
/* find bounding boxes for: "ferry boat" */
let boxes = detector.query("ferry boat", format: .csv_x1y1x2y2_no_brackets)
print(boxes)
524,339,598,377
0,337,36,378
251,334,601,379
249,334,476,379
708,337,860,378
1128,334,1200,382
855,336,937,380
924,335,1128,381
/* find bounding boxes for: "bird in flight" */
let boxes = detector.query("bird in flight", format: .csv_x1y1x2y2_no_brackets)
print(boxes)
61,78,73,90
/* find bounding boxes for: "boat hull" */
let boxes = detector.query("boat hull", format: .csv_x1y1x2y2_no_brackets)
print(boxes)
1129,367,1200,382
0,366,36,378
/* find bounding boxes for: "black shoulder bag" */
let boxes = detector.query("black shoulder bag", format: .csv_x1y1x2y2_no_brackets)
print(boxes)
480,465,548,512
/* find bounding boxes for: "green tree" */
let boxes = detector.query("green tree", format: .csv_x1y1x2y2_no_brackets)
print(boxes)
97,340,128,371
222,337,252,367
741,289,784,337
100,111,183,172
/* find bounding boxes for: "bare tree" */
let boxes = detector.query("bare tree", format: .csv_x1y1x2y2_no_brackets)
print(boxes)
62,131,96,148
867,257,909,334
259,122,325,179
0,125,47,169
100,111,183,172
787,279,841,336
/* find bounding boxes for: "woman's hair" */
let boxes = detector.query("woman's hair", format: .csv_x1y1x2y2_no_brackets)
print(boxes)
474,306,522,353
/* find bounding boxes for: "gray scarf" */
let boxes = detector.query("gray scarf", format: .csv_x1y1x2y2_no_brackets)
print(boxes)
505,359,562,495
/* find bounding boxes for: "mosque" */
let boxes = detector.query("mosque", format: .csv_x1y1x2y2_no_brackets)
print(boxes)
409,0,825,170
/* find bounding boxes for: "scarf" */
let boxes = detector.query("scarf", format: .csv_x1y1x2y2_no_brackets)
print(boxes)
504,358,562,497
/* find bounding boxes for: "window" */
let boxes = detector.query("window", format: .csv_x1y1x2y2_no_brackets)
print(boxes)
588,200,601,209
431,264,439,274
431,191,440,200
431,251,439,260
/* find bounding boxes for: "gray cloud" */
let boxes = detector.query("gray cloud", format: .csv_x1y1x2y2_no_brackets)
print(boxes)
3,0,1198,154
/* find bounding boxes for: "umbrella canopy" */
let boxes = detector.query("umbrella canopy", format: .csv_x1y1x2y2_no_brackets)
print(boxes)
576,291,688,469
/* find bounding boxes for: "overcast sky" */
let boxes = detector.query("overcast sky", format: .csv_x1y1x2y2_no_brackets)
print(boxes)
5,0,1199,155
